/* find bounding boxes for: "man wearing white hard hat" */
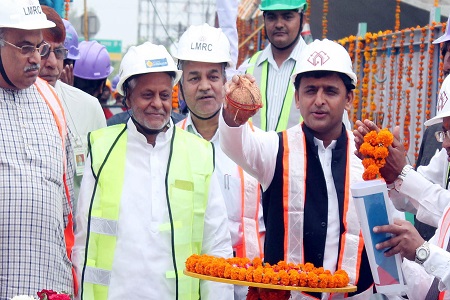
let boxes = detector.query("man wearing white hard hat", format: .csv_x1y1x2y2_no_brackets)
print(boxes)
364,76,450,299
72,42,233,299
0,0,76,298
414,17,450,242
220,39,390,299
173,23,265,299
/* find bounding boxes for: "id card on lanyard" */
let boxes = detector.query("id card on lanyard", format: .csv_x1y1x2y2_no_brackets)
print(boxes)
73,135,87,176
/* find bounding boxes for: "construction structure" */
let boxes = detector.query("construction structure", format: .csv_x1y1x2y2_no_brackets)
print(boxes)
137,0,216,49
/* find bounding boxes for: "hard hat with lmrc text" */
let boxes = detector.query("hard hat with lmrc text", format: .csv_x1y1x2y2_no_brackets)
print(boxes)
73,41,113,80
173,23,233,68
259,0,307,12
0,0,55,30
291,39,357,87
62,19,81,60
116,42,182,95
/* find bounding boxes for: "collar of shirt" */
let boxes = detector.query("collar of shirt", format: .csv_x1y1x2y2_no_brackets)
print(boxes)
127,117,174,148
183,113,220,144
255,37,307,68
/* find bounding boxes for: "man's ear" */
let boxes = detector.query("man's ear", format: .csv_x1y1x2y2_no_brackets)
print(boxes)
295,89,300,109
345,90,354,111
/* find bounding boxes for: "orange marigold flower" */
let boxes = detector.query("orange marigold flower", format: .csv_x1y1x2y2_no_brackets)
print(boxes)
377,128,394,146
363,130,378,145
318,273,329,288
359,142,375,156
307,272,319,288
373,146,389,159
253,267,263,283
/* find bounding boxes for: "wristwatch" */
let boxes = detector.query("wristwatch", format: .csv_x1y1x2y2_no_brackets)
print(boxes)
415,241,430,265
393,164,414,192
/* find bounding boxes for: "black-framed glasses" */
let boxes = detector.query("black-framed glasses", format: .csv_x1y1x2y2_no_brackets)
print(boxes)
0,39,50,57
435,130,450,142
42,48,69,60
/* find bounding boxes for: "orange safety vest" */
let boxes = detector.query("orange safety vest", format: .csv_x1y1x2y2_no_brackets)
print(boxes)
34,77,78,295
178,118,263,259
282,125,366,299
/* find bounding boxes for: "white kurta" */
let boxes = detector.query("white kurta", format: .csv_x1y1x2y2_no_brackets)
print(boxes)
73,119,233,299
389,148,450,227
55,80,106,204
177,114,265,250
402,204,450,299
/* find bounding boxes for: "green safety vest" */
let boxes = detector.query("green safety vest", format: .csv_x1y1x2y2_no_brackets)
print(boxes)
246,51,301,132
81,124,214,300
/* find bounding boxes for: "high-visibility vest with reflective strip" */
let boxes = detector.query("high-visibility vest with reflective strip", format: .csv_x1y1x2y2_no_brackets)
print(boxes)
178,119,263,259
82,124,213,300
34,77,77,294
246,51,300,132
282,125,364,299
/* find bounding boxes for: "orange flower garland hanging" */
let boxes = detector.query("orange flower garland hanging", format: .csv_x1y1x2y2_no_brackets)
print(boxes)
359,129,394,180
64,0,70,19
353,37,364,126
415,27,426,161
404,28,415,154
361,33,371,121
395,0,401,32
395,30,405,127
377,31,390,127
426,24,436,121
388,34,397,126
322,0,328,38
369,34,378,118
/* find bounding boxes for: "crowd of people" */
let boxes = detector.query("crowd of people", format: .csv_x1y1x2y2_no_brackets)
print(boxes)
1,0,450,299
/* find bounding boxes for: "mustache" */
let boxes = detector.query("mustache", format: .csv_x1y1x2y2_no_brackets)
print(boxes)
24,64,40,72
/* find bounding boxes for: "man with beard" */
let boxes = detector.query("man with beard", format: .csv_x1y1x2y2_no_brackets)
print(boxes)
0,0,76,297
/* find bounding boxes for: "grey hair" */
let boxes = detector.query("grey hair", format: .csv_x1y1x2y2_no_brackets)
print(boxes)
177,60,227,84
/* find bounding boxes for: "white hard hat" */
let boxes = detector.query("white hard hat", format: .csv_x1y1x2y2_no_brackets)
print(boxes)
0,0,55,30
433,16,450,44
424,75,450,126
291,39,357,87
116,42,182,95
173,23,233,68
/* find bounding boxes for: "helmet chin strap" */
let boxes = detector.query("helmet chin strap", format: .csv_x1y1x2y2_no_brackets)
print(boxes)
0,53,17,88
266,12,304,51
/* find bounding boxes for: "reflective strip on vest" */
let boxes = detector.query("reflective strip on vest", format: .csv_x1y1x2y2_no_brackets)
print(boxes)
178,119,263,259
34,77,78,294
246,51,300,132
83,125,212,300
282,125,363,297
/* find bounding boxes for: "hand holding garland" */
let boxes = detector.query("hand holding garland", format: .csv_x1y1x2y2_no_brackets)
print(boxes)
353,119,408,183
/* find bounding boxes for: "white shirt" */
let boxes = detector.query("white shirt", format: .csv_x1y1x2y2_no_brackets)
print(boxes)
73,119,233,299
401,204,450,300
55,80,106,203
390,148,450,227
218,115,340,273
178,114,265,250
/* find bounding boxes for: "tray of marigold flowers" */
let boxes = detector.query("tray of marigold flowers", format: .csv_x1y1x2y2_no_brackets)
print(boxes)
184,254,357,295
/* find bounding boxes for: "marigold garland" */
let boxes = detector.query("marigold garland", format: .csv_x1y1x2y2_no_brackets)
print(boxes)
395,0,401,32
395,30,405,127
185,254,350,293
369,34,378,119
359,129,394,180
388,34,397,126
322,0,328,38
415,27,426,162
377,32,389,127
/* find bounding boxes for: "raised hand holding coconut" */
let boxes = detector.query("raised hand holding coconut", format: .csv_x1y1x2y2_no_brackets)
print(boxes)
223,74,262,126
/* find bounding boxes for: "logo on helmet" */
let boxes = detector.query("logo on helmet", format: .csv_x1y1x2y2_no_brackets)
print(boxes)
190,42,213,52
438,91,448,112
145,58,168,68
22,4,43,16
307,51,330,67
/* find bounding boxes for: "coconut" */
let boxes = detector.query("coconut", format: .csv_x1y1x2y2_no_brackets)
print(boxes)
226,76,262,124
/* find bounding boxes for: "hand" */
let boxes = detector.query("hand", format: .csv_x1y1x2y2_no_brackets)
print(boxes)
223,74,259,127
373,219,425,261
60,63,74,86
353,119,407,183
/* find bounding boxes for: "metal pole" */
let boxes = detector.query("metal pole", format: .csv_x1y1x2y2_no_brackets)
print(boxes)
83,0,88,40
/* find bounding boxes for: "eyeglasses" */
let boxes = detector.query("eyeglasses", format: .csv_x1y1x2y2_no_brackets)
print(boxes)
435,130,450,142
0,39,50,57
42,48,69,60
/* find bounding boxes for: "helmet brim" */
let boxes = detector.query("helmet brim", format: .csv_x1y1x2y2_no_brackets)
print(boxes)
0,19,55,30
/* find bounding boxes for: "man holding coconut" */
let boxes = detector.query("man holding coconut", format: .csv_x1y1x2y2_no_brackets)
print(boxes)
220,39,377,299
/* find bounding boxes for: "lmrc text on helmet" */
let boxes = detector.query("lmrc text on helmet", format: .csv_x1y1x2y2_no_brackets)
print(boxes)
191,42,213,52
23,5,43,16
